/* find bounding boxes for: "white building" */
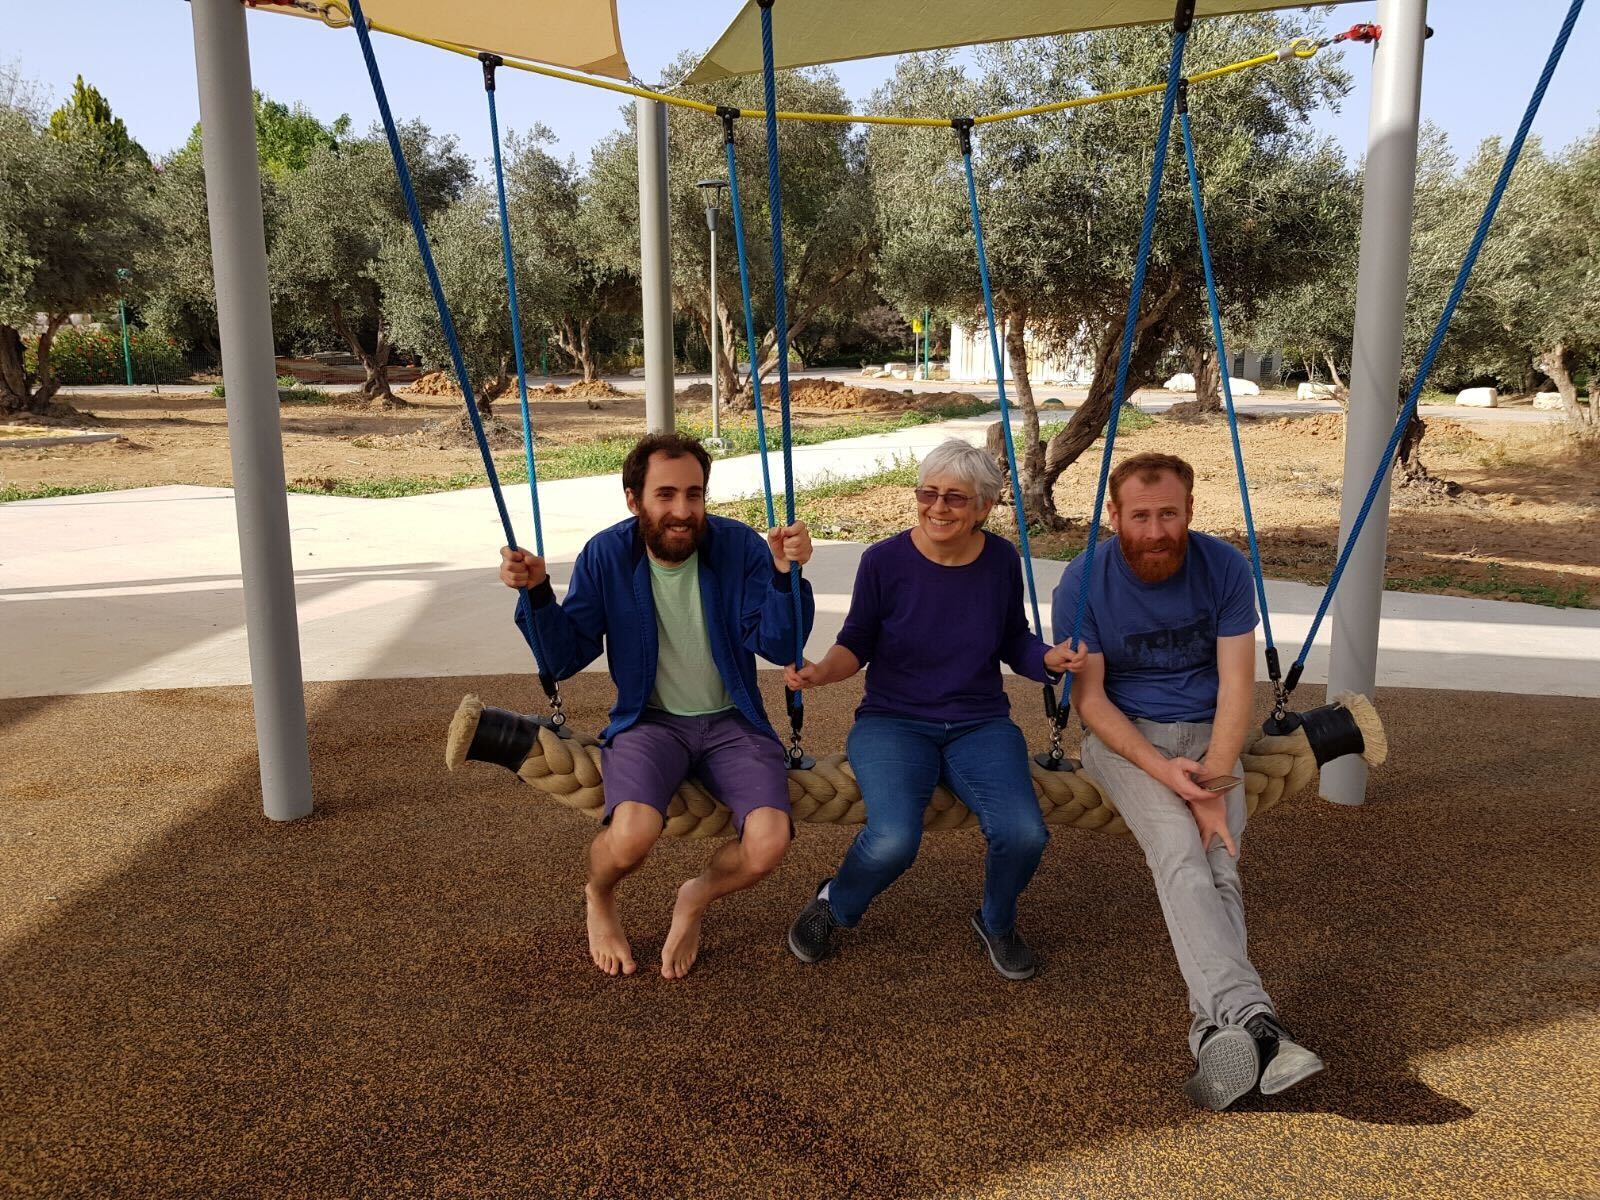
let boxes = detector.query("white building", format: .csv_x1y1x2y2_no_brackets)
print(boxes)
950,320,1282,387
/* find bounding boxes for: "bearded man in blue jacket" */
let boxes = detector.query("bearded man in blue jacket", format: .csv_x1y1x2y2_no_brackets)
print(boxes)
500,432,815,981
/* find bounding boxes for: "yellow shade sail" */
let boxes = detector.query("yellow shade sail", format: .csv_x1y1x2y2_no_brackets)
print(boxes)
256,0,631,80
686,0,1358,83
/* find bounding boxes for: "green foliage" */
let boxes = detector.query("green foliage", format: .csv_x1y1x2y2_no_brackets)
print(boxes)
47,75,150,170
210,377,332,404
23,326,187,384
0,481,120,503
176,92,351,176
0,102,159,410
709,458,921,530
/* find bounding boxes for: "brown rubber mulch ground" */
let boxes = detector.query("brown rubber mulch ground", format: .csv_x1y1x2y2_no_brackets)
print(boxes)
3,675,1597,1199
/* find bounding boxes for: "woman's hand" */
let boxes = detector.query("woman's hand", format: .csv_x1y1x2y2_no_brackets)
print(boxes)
1044,638,1090,676
784,659,827,691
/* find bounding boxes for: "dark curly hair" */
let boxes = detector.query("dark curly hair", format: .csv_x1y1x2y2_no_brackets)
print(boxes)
621,431,712,498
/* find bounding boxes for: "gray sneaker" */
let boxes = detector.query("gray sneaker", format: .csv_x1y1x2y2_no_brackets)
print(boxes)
787,880,841,964
1182,1026,1262,1111
969,911,1038,980
1247,1014,1326,1096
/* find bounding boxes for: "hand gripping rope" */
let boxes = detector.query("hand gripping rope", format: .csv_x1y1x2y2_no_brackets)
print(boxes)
348,0,566,727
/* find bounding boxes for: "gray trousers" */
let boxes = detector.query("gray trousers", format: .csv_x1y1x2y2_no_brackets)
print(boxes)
1082,719,1276,1056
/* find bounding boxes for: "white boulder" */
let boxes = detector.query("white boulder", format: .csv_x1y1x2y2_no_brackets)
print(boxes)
1455,386,1499,408
1228,377,1261,397
1297,382,1337,401
1533,391,1565,411
1163,372,1196,392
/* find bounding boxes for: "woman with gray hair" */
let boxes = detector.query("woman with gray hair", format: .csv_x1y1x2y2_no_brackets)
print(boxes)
783,437,1078,979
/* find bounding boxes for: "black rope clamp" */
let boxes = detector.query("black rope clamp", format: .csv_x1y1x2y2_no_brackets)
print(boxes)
1173,0,1196,34
783,687,812,769
1176,77,1190,114
950,116,975,156
717,105,740,144
478,52,503,92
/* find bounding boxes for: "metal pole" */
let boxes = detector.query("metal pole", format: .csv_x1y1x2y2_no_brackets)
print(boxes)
923,306,931,379
189,0,313,822
708,203,721,445
1321,0,1427,807
637,98,674,433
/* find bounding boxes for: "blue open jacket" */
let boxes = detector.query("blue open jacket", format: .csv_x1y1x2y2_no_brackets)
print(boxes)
514,515,816,743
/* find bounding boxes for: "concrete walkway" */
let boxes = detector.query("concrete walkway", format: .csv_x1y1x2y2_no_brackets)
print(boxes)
4,415,1597,701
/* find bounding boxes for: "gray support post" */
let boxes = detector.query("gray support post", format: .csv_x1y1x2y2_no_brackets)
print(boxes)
637,98,675,433
1321,0,1428,807
190,0,313,821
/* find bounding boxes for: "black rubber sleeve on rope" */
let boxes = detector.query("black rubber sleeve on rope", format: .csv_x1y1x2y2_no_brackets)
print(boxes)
1176,78,1190,114
467,705,541,773
785,686,804,733
951,116,975,156
1298,701,1366,766
478,52,502,92
1173,0,1196,33
718,106,740,143
1282,661,1304,697
1265,645,1282,685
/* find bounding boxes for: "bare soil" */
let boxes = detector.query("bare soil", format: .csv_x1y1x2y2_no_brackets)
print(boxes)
789,411,1600,607
3,391,1596,606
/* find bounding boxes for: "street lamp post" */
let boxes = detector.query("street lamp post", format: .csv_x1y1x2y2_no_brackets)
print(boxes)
696,177,729,449
115,267,134,387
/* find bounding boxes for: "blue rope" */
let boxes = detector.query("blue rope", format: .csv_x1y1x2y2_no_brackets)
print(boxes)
958,135,1045,640
758,2,808,692
1066,29,1190,651
724,131,778,531
485,79,546,559
349,1,553,691
1179,107,1274,658
1291,0,1585,678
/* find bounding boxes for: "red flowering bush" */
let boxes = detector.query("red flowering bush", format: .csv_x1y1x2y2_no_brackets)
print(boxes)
24,327,189,385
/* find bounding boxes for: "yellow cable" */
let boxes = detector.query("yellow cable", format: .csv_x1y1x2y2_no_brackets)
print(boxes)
341,7,1326,132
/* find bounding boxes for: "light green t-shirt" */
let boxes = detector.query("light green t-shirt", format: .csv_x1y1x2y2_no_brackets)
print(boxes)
647,551,734,716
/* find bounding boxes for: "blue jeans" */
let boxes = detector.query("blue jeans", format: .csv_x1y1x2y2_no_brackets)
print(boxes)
828,715,1049,936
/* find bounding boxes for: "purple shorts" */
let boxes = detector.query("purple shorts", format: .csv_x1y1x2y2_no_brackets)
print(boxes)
601,709,792,834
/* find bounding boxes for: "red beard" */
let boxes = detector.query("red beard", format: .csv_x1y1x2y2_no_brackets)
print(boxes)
1121,529,1189,583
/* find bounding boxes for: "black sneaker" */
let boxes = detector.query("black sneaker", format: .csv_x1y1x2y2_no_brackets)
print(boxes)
969,911,1038,980
787,880,841,964
1246,1013,1325,1096
1182,1026,1261,1111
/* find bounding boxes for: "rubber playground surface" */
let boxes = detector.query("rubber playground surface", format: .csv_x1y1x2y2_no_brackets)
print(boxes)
3,673,1597,1198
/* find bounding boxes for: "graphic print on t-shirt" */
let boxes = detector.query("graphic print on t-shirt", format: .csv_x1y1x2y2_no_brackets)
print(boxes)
1121,614,1215,672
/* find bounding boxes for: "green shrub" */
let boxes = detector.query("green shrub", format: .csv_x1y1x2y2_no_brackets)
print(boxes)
26,326,188,385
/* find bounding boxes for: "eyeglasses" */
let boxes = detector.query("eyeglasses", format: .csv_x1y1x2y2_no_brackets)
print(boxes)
913,487,972,509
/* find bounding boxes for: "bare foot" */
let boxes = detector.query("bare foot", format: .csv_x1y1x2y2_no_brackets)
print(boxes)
585,883,636,976
661,880,710,980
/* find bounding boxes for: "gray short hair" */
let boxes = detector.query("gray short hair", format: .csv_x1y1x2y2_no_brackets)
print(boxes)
918,438,1005,506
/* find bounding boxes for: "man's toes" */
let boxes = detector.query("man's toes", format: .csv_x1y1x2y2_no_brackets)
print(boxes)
621,956,637,976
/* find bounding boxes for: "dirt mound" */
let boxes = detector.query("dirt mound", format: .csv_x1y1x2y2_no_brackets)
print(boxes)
677,383,714,404
391,411,524,452
781,378,975,413
1271,412,1346,439
402,371,461,398
565,380,626,399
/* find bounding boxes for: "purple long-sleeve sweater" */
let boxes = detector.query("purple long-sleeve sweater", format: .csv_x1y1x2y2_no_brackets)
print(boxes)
835,530,1055,722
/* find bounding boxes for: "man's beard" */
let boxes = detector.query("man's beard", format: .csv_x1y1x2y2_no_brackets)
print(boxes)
640,509,705,564
1121,528,1189,584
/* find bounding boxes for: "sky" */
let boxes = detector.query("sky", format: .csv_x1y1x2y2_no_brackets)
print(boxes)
5,0,1596,176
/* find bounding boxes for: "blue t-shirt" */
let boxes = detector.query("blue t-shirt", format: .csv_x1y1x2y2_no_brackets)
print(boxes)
1051,530,1258,723
837,529,1053,722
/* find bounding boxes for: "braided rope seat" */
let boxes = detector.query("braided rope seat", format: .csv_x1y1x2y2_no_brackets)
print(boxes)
446,692,1386,839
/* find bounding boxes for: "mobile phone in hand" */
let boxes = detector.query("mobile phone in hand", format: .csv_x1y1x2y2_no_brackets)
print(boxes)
1201,775,1241,793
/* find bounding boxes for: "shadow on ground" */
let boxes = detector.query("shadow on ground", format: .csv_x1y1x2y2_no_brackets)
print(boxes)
2,672,1597,1198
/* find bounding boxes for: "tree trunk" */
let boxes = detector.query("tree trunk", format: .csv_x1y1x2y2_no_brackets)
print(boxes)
1322,351,1349,409
1536,343,1588,427
553,318,597,384
1185,343,1222,412
999,314,1056,529
713,299,744,410
330,302,400,408
1033,278,1183,525
0,318,71,415
1395,395,1460,496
